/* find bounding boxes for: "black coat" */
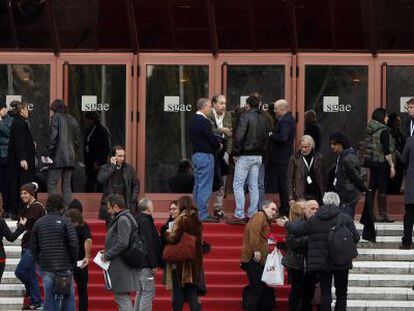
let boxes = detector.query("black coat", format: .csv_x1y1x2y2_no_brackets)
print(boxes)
135,212,162,269
269,112,296,164
7,115,36,213
30,213,79,272
281,233,308,271
0,219,25,259
285,204,360,272
84,122,111,175
47,112,81,168
97,162,140,220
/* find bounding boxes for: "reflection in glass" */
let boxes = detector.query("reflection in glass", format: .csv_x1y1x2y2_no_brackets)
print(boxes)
386,66,414,130
0,64,50,191
305,65,368,173
145,65,208,193
68,65,126,192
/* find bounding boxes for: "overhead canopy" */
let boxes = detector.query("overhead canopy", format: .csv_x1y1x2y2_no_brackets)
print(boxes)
1,0,414,53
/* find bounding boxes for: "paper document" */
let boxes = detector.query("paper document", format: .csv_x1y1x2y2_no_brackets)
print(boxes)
93,252,110,271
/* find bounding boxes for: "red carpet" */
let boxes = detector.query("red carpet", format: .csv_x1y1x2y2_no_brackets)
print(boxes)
83,220,289,311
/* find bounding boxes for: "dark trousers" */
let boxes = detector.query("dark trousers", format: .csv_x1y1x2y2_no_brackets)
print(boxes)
403,204,414,246
318,270,349,311
242,260,267,311
0,261,5,283
74,267,88,311
341,200,358,219
275,161,289,215
288,268,316,311
369,164,389,218
171,269,201,311
0,160,8,212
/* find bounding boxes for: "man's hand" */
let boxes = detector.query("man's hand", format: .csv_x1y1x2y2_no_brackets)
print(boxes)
220,127,232,137
276,217,288,227
253,251,261,262
110,157,117,165
223,152,230,165
390,166,396,178
80,257,90,269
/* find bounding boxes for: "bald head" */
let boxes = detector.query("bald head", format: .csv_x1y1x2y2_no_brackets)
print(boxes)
304,200,319,219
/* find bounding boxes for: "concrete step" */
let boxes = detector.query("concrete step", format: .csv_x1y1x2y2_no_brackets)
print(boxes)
357,249,414,261
1,272,22,284
356,223,404,237
346,287,414,301
0,297,22,310
352,261,414,274
4,258,20,271
0,284,24,297
344,299,414,310
348,274,414,287
4,246,22,259
359,236,403,248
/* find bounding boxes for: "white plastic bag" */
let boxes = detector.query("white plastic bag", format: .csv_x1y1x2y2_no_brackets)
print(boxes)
261,249,284,286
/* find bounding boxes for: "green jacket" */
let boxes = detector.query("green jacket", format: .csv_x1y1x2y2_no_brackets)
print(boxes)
364,120,395,163
207,110,233,155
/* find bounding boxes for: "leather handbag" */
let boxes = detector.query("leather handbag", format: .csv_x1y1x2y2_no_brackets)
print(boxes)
163,233,196,262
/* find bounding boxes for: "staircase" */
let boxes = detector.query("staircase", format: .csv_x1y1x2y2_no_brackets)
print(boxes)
344,222,414,310
0,220,289,311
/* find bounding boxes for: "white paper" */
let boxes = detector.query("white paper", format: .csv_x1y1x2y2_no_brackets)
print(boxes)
93,252,110,271
400,97,414,113
77,260,83,268
168,221,175,231
240,96,249,108
6,95,22,109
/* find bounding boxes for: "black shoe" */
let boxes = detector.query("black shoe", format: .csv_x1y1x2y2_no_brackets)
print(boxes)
399,244,412,250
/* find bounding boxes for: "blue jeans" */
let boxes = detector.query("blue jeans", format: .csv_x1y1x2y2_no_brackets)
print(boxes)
233,155,262,219
15,248,41,305
192,152,214,221
42,270,75,311
258,163,265,210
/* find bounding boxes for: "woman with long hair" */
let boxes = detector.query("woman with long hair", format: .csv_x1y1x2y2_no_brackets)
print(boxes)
364,108,395,222
164,196,204,311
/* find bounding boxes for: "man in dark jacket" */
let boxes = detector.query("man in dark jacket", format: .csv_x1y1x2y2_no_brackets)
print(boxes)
84,111,111,193
31,194,79,311
277,192,360,311
227,94,271,224
0,103,13,216
188,98,221,222
269,99,296,216
330,132,368,219
46,99,81,206
97,145,140,221
134,198,162,310
405,98,414,138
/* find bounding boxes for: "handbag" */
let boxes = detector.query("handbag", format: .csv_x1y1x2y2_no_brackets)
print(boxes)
261,249,284,286
54,272,73,296
163,232,196,262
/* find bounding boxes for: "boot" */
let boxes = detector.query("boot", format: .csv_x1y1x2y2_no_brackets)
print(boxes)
377,194,394,223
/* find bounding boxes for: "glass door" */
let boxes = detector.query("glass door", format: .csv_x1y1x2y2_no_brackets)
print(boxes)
138,54,214,195
0,53,56,192
298,54,374,174
215,54,291,193
57,54,134,193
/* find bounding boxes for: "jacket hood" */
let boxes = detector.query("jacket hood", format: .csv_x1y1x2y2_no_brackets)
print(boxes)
315,204,341,220
341,147,355,157
366,119,386,135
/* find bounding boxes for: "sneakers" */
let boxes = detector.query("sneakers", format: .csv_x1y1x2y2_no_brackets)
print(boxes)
225,216,246,225
22,303,41,310
201,215,220,223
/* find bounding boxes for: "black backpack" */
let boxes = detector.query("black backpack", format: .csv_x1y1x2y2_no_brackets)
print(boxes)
120,214,148,269
328,215,358,266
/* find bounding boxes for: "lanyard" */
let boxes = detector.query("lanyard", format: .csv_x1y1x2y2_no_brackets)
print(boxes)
411,120,414,137
334,155,340,174
302,156,314,172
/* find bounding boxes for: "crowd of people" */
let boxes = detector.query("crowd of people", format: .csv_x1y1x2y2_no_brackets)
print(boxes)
0,93,413,311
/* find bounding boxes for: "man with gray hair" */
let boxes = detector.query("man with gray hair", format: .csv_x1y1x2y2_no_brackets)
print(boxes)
188,98,221,222
270,99,296,216
134,197,162,310
287,135,324,206
323,191,341,206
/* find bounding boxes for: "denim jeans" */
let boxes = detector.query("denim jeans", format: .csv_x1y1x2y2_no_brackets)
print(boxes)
258,164,265,210
192,152,214,221
14,248,41,305
42,270,75,311
233,155,262,219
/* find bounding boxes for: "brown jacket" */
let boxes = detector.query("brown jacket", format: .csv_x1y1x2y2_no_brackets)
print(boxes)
287,151,324,202
165,208,203,286
241,211,271,266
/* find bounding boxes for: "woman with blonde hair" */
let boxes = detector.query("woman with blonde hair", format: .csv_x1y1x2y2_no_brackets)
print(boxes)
282,200,314,311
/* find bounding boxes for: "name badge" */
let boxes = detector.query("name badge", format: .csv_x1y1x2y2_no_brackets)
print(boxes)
307,176,313,184
333,178,337,186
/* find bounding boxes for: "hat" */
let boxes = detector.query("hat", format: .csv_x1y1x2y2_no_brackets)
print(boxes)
20,182,38,196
